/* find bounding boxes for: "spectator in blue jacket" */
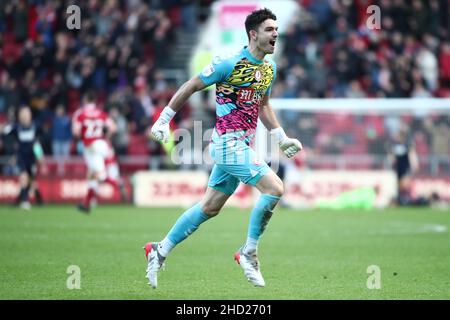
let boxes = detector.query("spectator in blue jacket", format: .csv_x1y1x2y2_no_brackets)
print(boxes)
51,105,72,156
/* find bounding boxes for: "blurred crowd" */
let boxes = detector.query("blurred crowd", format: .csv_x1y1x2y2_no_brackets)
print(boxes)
274,0,450,99
0,0,211,159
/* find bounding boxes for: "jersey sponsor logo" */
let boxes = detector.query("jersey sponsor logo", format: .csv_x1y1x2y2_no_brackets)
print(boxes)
252,90,264,104
201,63,215,77
18,129,35,142
238,88,255,102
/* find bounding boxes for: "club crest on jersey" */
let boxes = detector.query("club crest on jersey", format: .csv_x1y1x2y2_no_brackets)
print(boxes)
202,64,215,77
254,69,262,82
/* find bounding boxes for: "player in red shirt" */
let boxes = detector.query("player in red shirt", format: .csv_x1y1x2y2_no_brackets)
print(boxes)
104,140,128,202
72,91,117,213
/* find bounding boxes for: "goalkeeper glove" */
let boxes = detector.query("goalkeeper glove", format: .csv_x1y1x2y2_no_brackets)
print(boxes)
271,127,303,158
150,106,176,144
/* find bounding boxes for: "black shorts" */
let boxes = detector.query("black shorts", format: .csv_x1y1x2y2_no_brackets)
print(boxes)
17,155,37,177
396,167,411,180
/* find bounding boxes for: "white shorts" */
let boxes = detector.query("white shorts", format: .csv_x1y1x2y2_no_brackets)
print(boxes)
83,139,110,179
106,163,120,180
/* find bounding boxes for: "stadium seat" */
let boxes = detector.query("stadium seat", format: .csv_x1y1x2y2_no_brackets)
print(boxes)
342,144,367,155
127,134,150,155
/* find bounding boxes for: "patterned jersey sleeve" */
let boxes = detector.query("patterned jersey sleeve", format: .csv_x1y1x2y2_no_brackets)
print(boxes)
198,55,235,87
265,59,277,97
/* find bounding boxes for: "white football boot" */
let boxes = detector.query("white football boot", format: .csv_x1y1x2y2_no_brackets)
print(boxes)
144,242,165,289
234,247,265,287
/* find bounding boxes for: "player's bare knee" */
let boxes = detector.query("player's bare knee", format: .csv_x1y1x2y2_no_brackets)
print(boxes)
200,196,224,216
19,173,29,186
261,175,284,197
269,182,284,198
201,202,222,217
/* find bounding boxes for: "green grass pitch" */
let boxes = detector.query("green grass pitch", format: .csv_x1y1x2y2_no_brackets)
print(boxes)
0,204,449,300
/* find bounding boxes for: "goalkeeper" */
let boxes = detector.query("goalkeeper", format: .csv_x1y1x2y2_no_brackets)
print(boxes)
145,8,302,288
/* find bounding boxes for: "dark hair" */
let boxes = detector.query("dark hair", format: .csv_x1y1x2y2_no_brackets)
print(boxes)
84,90,96,103
245,8,277,41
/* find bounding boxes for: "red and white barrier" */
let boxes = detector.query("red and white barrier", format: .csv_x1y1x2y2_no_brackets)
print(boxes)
1,171,449,207
0,177,131,203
